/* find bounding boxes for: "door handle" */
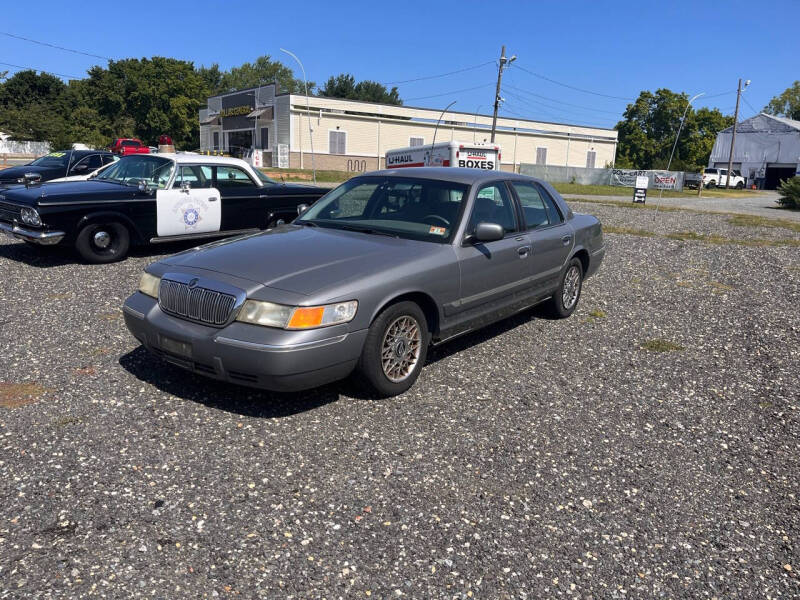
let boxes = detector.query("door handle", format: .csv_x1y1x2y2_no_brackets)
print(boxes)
561,235,572,246
517,245,531,257
208,197,217,202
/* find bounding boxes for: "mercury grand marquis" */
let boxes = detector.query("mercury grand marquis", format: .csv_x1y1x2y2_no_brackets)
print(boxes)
122,168,605,397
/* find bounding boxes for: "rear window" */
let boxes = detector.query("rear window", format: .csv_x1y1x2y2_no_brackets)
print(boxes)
122,140,139,147
705,168,717,174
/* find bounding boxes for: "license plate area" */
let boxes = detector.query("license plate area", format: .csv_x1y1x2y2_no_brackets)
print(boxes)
159,335,192,358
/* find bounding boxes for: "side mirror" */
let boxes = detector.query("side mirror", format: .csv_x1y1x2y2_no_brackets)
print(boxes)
296,203,310,215
73,163,88,172
180,180,191,192
472,222,505,243
22,172,42,187
137,180,152,193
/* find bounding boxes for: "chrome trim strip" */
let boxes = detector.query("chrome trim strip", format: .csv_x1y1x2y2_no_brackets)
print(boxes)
122,304,145,320
214,334,348,353
149,227,260,243
591,245,605,256
0,221,65,244
37,199,154,207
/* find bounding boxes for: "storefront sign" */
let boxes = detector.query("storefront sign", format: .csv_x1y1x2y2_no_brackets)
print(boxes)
219,106,251,118
220,92,255,129
612,168,681,190
633,175,648,203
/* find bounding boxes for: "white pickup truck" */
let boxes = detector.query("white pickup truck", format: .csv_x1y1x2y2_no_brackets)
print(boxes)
701,167,746,189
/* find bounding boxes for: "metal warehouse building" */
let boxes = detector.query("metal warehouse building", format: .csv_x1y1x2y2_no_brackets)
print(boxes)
709,113,800,189
199,83,618,173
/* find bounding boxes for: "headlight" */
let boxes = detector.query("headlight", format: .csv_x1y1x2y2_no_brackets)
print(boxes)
20,207,41,226
138,272,161,298
236,300,358,329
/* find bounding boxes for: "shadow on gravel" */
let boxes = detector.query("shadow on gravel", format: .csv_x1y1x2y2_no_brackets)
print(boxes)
0,239,204,268
118,346,374,417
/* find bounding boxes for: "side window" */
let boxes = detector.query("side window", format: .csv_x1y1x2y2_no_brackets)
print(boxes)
512,182,550,229
175,165,213,188
85,154,103,169
102,154,117,165
468,183,517,235
540,189,564,224
215,165,256,188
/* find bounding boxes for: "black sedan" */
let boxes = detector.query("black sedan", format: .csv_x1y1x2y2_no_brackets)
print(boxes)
0,154,327,263
0,150,117,186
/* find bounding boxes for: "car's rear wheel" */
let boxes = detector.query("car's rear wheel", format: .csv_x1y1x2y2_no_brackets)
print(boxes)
75,221,130,263
706,180,716,189
355,301,429,397
547,257,583,318
736,181,744,189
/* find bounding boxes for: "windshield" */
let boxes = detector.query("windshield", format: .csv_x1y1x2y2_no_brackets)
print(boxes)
296,176,469,243
95,155,175,188
254,169,277,185
29,151,71,168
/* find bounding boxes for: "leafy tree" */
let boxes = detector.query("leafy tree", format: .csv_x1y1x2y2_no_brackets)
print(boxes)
615,88,732,171
209,56,313,95
320,73,402,105
764,81,800,121
0,70,70,145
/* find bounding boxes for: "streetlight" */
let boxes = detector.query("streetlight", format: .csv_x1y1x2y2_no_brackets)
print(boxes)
654,92,705,215
430,101,456,165
280,48,316,184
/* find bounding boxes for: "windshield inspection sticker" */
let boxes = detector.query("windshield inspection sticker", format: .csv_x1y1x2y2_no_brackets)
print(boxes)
429,226,447,236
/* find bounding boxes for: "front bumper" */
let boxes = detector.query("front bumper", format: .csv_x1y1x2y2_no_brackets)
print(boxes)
123,292,368,392
0,221,65,245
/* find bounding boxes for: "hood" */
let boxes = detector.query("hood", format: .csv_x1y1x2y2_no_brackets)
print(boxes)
0,164,64,182
159,225,442,296
0,180,141,205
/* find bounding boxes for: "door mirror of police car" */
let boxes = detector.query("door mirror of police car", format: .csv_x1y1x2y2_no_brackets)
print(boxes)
180,180,192,193
297,203,310,215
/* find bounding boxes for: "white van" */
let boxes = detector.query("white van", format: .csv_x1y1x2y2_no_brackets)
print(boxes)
385,141,500,171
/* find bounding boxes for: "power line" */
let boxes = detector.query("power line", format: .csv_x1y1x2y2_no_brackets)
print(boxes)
502,89,618,123
0,61,81,80
0,30,111,61
741,95,760,115
500,103,613,129
404,84,494,101
510,63,635,101
383,60,495,85
503,83,623,115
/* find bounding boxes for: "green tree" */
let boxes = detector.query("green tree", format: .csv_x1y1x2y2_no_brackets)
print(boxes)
0,70,70,145
764,81,800,121
615,88,732,171
210,56,312,95
320,73,402,105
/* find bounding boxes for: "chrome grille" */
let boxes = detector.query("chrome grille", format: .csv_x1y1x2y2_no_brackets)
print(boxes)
158,279,237,326
0,201,22,223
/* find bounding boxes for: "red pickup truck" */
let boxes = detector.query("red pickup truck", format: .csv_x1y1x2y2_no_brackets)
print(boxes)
109,138,150,156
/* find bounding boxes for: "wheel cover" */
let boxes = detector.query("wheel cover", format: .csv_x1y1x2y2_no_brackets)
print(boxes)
93,230,111,249
562,265,581,309
381,315,422,383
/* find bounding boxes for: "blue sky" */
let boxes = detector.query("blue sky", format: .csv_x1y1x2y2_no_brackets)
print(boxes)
1,0,797,129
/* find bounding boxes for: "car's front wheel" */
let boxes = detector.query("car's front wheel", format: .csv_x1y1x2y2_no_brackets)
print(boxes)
355,301,429,397
706,180,716,189
75,221,130,263
736,181,744,189
547,258,583,318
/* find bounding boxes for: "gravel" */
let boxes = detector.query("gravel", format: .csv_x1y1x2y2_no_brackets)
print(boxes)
1,203,798,599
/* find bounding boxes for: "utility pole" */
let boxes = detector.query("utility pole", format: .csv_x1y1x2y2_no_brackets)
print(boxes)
490,46,515,143
726,78,750,188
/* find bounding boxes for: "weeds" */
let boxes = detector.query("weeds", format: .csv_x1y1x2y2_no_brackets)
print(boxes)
641,339,684,352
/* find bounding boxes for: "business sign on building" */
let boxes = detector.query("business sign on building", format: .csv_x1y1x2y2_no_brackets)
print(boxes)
220,92,255,130
611,169,682,190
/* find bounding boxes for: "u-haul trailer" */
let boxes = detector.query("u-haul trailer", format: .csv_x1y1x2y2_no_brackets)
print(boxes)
385,141,500,171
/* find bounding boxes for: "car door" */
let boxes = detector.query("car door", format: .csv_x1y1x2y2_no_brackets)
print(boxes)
156,165,221,237
452,181,533,319
510,181,574,295
214,164,265,231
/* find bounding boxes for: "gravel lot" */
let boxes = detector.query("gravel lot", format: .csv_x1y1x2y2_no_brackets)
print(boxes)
1,202,798,599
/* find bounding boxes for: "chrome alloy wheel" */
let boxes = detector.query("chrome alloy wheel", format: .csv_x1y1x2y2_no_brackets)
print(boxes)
562,265,581,309
93,230,111,249
381,315,422,383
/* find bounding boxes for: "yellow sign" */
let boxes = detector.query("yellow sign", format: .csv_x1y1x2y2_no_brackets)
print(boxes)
219,106,251,118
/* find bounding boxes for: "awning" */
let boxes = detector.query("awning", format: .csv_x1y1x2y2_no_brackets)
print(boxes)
200,115,220,125
247,107,274,119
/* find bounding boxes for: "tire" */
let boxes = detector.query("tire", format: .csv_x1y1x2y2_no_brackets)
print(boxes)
736,181,744,189
547,257,584,319
75,221,130,263
355,301,429,397
706,180,716,189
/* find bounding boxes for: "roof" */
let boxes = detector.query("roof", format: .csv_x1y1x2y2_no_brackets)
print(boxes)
361,167,543,186
123,152,254,170
722,113,800,134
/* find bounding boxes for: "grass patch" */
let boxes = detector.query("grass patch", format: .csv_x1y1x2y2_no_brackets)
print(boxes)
588,309,607,318
604,227,800,248
53,416,84,428
260,168,349,184
709,281,734,292
0,382,50,408
641,339,684,352
727,214,800,233
603,226,658,237
553,183,754,199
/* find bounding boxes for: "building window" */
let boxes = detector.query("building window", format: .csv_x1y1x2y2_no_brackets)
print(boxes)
329,130,347,155
536,147,547,165
260,127,269,149
586,150,596,169
410,136,424,147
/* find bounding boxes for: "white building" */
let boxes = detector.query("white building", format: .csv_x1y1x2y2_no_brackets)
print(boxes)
199,83,618,173
709,113,800,189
